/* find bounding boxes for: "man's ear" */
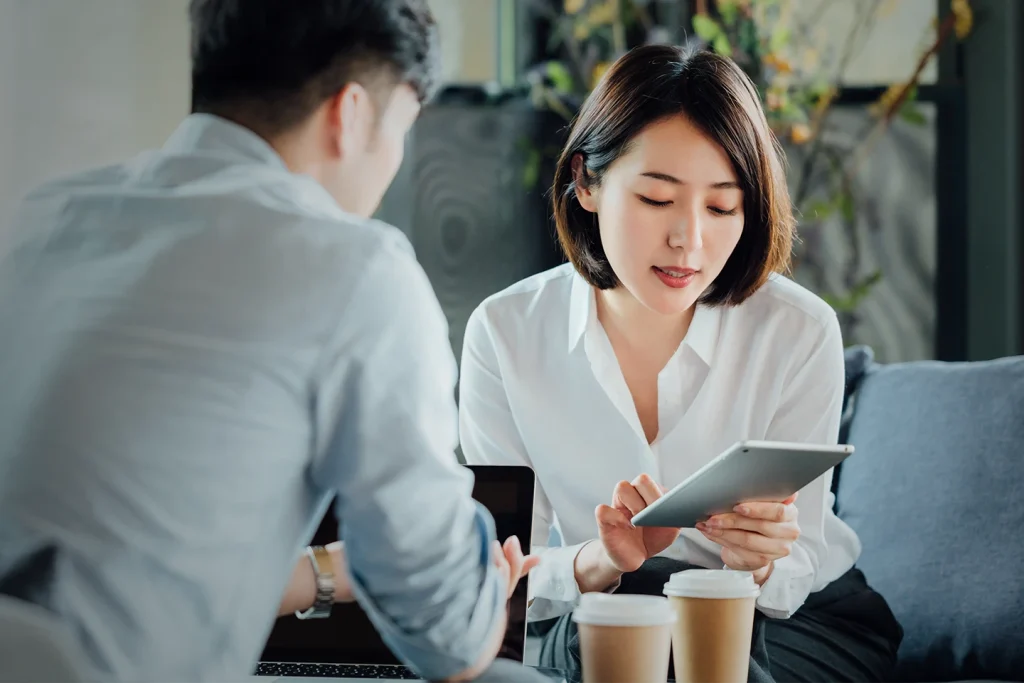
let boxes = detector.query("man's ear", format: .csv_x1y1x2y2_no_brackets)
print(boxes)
325,82,374,159
572,153,597,212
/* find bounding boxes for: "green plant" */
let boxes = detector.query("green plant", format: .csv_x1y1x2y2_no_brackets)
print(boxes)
520,0,973,334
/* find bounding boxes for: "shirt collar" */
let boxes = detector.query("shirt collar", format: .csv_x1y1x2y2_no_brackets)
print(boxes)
567,271,594,353
566,270,722,366
683,303,721,366
162,113,290,170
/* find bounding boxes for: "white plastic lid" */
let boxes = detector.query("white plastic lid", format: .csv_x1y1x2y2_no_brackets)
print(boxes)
662,569,761,599
572,593,677,627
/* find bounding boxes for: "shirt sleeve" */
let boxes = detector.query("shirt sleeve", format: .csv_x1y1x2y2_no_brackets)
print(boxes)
459,305,587,622
309,233,506,681
755,311,847,619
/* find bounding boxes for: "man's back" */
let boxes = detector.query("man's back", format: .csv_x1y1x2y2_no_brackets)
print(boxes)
0,115,500,681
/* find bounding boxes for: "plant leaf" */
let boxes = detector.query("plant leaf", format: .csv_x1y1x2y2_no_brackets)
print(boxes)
713,32,733,56
804,200,835,220
692,14,722,41
718,0,740,26
738,16,760,56
821,271,882,312
839,192,856,222
523,147,542,190
545,61,575,94
769,26,791,53
899,105,928,126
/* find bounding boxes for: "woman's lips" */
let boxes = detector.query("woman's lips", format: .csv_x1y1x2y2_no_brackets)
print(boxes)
652,265,697,288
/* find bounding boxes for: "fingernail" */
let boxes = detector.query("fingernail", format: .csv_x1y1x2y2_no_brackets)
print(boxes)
735,505,749,515
695,522,706,530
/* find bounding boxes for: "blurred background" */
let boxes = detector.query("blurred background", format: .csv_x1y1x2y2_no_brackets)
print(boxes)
0,0,1020,365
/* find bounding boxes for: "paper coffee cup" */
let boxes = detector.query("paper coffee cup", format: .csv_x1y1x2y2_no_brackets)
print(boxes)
663,570,759,683
573,594,675,683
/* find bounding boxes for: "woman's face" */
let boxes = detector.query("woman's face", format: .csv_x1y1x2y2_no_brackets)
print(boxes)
575,114,745,316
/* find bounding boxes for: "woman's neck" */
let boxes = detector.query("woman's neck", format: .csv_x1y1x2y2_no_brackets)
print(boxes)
595,287,695,357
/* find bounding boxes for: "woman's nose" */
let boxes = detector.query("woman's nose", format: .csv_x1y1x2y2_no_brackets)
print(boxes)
668,211,703,251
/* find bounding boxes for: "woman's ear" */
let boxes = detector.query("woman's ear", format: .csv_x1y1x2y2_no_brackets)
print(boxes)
571,153,598,212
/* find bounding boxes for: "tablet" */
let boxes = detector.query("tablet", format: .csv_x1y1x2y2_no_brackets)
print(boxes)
630,440,853,528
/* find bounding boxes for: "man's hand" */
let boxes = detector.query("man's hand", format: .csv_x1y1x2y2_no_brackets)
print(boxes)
492,536,540,601
697,493,800,585
596,474,681,574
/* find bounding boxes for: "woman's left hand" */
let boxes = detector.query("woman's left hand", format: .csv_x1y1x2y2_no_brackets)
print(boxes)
696,493,800,585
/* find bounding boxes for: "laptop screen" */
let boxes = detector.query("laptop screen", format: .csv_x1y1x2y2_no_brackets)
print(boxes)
259,465,535,666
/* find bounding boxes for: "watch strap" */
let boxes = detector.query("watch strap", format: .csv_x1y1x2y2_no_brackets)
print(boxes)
295,545,334,620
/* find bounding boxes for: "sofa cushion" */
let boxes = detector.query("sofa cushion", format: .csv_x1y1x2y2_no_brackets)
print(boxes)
835,354,1024,681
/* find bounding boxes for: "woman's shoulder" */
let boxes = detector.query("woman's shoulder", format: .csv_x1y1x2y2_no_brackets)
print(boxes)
734,274,840,341
469,262,576,332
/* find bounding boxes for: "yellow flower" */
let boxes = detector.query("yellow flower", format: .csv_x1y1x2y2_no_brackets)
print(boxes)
763,53,793,74
790,123,813,145
590,61,611,89
564,0,585,14
586,0,617,26
952,0,973,39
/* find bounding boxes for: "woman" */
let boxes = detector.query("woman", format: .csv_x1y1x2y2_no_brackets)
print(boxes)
458,45,902,683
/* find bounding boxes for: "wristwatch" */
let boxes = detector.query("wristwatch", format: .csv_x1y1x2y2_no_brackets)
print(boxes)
295,545,334,620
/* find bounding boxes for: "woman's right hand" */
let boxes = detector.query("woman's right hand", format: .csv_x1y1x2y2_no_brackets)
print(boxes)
595,474,680,573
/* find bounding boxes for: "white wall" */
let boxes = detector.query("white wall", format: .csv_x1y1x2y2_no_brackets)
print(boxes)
0,0,191,235
0,0,495,237
791,0,937,85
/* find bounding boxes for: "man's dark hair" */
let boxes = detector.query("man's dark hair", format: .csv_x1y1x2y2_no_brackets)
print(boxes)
552,45,794,306
189,0,440,135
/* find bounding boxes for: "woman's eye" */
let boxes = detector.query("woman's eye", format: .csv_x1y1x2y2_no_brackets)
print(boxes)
638,195,672,207
709,206,739,216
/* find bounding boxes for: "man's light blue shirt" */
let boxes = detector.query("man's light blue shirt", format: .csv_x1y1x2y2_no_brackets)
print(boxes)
0,114,504,681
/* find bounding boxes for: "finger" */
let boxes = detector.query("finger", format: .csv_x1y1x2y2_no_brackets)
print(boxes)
733,501,797,523
699,526,792,558
721,545,771,573
783,492,799,505
701,514,801,541
503,537,525,575
491,541,511,580
612,481,647,517
595,503,634,529
521,555,542,574
503,534,523,556
631,474,663,506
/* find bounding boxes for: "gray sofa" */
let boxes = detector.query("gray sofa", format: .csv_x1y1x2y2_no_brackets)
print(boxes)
835,346,1024,682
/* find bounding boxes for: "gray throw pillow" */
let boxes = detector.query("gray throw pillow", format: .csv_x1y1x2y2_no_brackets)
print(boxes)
835,354,1024,681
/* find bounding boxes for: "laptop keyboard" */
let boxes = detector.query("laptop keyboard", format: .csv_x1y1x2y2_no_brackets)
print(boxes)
255,662,420,679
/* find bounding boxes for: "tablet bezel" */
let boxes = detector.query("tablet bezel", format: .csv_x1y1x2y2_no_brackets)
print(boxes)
630,440,853,528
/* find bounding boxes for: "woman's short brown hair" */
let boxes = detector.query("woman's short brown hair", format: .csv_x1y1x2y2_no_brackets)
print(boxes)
551,44,794,306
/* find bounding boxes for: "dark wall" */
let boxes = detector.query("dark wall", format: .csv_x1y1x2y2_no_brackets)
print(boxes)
962,0,1023,360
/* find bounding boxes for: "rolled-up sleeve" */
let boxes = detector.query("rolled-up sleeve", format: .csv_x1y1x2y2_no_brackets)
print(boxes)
755,312,847,619
309,231,506,680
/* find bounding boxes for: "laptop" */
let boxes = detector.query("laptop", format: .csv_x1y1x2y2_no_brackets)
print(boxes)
255,465,535,681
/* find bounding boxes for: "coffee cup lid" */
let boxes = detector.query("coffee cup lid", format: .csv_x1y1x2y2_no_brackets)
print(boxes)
572,593,676,627
662,569,761,599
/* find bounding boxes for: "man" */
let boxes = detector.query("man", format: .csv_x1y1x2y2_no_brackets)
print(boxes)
0,1,537,680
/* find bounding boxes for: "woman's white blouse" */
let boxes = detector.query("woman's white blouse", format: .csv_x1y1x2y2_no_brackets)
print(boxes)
459,263,861,621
